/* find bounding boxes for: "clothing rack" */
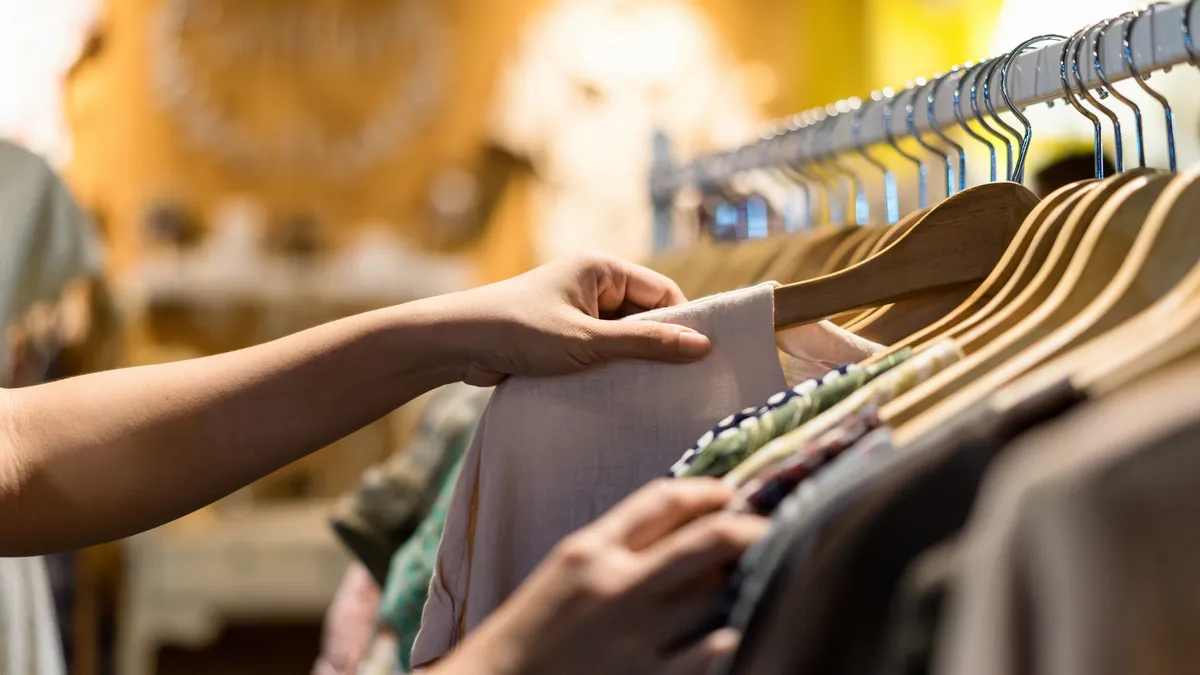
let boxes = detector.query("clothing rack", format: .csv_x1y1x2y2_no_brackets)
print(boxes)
650,0,1198,249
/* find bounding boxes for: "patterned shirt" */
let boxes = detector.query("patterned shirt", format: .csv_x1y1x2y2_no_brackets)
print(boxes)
724,340,961,487
675,348,915,479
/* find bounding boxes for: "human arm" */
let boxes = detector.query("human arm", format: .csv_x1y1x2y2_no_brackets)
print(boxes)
0,255,711,556
432,478,766,675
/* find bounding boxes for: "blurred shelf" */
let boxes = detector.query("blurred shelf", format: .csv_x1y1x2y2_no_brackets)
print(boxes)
117,501,349,675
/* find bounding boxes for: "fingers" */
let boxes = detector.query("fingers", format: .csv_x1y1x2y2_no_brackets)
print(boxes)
590,256,688,314
645,583,727,648
594,479,734,550
660,628,742,675
586,318,711,365
640,512,769,595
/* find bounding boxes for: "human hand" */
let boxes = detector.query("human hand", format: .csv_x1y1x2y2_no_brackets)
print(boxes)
438,254,711,386
434,479,768,675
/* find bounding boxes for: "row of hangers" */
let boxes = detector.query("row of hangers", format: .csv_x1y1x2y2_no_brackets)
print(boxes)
647,0,1200,445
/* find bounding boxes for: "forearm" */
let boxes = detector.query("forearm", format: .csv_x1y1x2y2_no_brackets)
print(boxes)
0,298,470,555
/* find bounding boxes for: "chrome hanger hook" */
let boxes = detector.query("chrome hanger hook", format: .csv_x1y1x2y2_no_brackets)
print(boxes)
793,111,835,225
1096,15,1145,169
853,95,899,224
1072,22,1124,173
806,108,850,224
1002,35,1066,184
771,120,814,230
1127,3,1176,171
883,86,928,209
820,102,867,225
954,61,997,183
1060,27,1105,178
929,67,967,191
906,78,954,198
981,55,1023,181
971,58,1014,180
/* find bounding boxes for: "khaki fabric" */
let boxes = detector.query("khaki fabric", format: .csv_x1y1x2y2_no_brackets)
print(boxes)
411,283,884,665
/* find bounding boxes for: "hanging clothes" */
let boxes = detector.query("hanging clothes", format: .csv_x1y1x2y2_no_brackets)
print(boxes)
330,383,492,586
411,282,884,666
935,358,1200,675
723,340,962,488
716,378,1086,675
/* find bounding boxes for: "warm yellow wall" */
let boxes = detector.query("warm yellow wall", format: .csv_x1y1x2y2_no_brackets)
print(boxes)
866,0,1004,91
67,0,552,285
66,0,817,291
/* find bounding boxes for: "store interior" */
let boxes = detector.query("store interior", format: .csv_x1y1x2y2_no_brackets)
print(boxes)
6,1,1200,674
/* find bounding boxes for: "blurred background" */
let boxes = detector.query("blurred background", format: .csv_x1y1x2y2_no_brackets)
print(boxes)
4,0,1198,673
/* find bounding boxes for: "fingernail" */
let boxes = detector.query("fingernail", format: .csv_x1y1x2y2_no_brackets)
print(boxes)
678,330,711,359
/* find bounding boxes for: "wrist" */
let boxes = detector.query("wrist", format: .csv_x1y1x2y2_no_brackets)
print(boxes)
381,292,488,385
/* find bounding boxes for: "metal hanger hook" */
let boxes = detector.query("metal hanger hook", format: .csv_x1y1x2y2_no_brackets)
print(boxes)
1001,34,1066,184
981,55,1022,181
1095,14,1146,169
821,102,867,225
1060,27,1105,178
929,67,968,191
1073,22,1124,173
1127,3,1176,171
882,86,928,209
971,58,1014,180
953,61,998,183
906,77,954,198
852,95,900,224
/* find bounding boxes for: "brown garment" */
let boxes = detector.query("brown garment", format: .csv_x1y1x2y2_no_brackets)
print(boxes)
936,359,1200,675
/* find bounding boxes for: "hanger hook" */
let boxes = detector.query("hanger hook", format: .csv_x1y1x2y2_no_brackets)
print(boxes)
1125,3,1176,171
806,108,850,224
1060,27,1105,178
883,87,928,209
770,120,813,230
793,111,835,224
970,58,1014,180
906,78,954,198
1072,22,1124,173
853,95,899,224
1002,35,1065,184
954,61,997,182
929,67,967,191
820,103,867,225
981,55,1022,181
1095,15,1146,169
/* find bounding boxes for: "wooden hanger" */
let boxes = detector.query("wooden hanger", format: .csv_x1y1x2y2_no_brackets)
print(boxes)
847,226,892,264
954,170,1153,353
772,181,1038,329
819,226,884,276
997,166,1200,401
841,208,933,330
889,171,1171,437
856,180,1094,362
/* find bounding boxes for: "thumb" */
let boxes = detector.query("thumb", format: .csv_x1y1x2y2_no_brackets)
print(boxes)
587,319,711,364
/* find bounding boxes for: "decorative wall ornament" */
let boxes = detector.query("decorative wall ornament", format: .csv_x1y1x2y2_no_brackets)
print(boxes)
150,0,449,176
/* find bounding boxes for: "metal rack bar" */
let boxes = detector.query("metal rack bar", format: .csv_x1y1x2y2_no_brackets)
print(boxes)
652,0,1196,202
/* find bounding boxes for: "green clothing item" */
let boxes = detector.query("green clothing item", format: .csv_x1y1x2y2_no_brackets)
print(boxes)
382,450,469,672
677,348,914,479
331,383,490,586
377,386,488,672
